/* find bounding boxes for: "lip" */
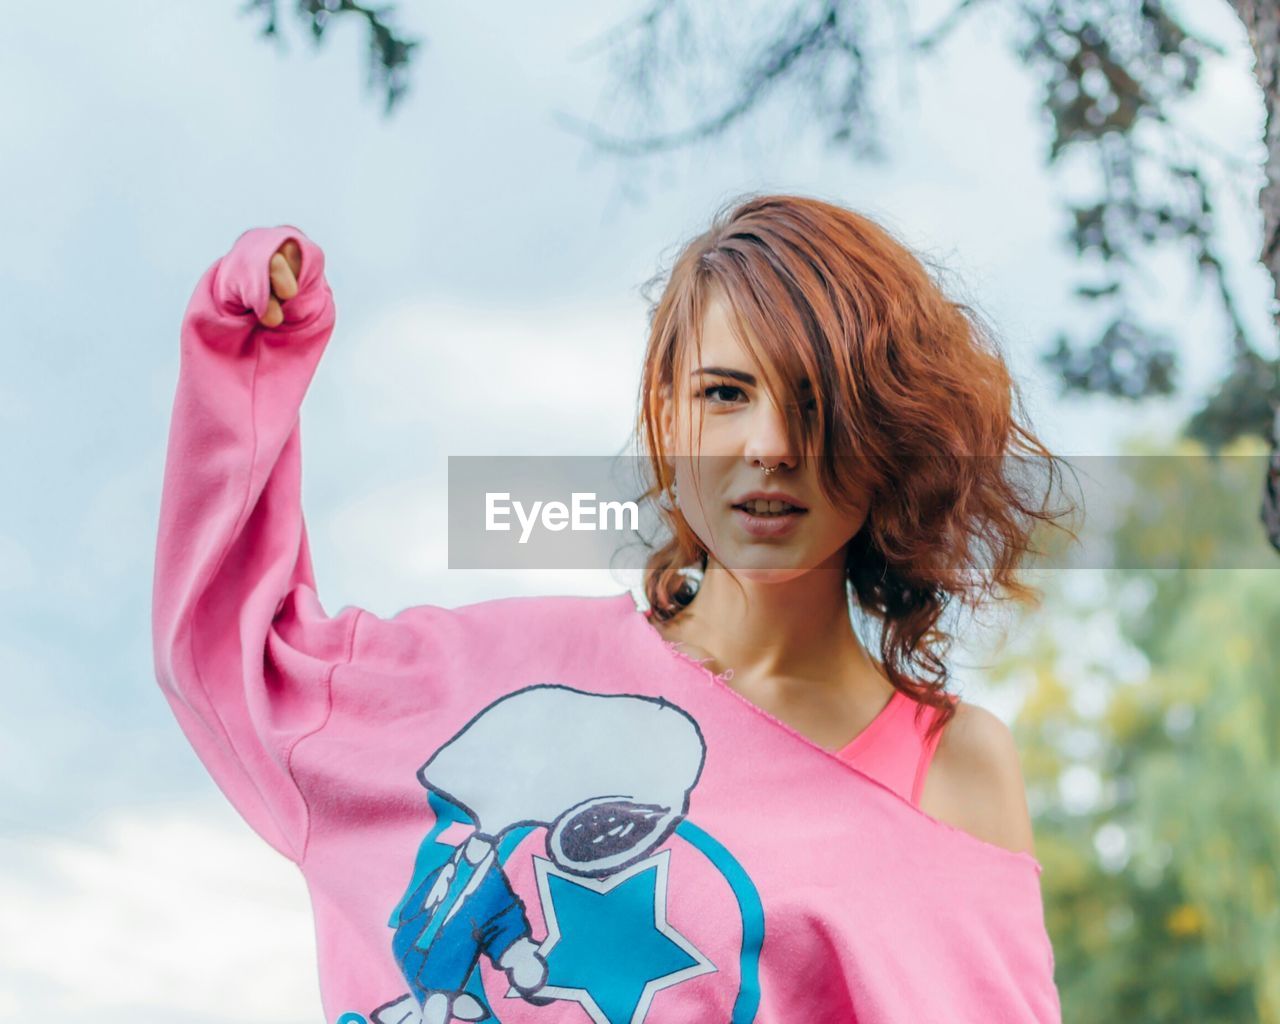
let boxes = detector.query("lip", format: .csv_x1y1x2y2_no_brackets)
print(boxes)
730,504,807,538
730,490,808,510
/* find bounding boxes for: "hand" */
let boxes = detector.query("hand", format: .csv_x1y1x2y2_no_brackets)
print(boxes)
498,937,547,994
257,239,302,328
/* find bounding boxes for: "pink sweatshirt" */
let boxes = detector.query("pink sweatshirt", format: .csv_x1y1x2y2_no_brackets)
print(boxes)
152,225,1061,1024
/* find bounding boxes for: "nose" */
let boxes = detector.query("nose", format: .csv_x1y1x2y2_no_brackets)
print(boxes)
742,395,799,474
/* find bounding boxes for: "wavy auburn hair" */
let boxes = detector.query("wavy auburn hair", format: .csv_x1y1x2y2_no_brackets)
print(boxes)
633,194,1077,741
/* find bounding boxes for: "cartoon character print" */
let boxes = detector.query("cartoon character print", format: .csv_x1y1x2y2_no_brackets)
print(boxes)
361,684,764,1024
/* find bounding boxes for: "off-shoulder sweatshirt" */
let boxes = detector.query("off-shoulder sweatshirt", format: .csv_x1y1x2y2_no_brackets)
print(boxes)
151,225,1062,1024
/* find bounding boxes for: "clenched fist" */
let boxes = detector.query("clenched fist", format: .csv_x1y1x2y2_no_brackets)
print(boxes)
204,225,330,335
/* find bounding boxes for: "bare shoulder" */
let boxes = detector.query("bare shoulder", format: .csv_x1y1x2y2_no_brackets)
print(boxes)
918,699,1037,857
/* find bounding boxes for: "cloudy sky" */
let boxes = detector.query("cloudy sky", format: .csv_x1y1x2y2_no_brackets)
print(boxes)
1,0,1272,1019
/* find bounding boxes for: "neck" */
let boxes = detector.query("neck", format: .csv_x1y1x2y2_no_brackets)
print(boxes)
663,550,887,698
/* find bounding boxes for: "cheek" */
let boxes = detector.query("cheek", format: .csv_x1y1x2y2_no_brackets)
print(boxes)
672,460,722,513
670,407,737,458
804,494,868,542
668,464,731,545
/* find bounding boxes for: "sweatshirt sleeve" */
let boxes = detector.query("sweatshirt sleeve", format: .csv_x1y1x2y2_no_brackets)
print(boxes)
151,224,362,864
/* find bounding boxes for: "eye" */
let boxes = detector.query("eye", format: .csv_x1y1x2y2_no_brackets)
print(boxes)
700,384,746,404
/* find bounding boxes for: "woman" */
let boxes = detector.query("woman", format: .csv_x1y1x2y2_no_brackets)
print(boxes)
636,195,1071,851
152,194,1072,1024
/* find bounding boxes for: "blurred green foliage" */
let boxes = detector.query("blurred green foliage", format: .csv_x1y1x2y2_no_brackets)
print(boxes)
996,435,1280,1021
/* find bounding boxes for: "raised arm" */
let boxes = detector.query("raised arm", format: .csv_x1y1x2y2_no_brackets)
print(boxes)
151,225,363,864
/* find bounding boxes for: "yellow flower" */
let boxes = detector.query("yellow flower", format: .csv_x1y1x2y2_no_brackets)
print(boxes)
1165,903,1205,937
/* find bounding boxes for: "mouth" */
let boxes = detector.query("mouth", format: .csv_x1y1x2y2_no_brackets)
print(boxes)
730,499,808,518
729,499,807,538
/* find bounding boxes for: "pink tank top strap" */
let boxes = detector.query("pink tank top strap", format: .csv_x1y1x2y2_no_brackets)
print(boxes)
833,689,958,808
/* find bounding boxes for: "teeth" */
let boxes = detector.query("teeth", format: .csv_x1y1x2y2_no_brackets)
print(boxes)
741,499,798,514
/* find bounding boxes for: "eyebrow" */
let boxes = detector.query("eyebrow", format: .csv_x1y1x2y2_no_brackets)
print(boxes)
690,367,811,387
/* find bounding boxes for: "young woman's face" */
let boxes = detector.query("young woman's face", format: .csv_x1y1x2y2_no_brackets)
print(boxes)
660,292,871,584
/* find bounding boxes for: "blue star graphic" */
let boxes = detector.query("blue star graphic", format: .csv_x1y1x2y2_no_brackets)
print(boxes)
531,850,714,1024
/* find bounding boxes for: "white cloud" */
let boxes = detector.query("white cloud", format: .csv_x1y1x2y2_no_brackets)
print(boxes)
306,298,653,613
336,296,644,450
0,807,321,1022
